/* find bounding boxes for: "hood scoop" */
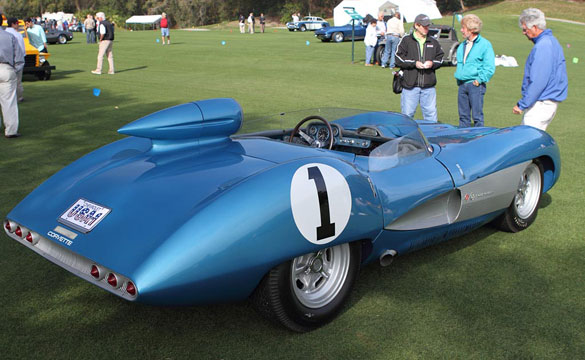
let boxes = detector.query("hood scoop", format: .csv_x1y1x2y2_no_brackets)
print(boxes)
118,98,243,151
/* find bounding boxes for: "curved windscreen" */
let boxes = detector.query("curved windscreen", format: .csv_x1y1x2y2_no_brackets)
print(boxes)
368,128,431,172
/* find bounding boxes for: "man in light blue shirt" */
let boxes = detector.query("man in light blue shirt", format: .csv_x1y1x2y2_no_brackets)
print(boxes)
5,18,25,102
25,17,48,53
512,8,568,131
0,23,24,138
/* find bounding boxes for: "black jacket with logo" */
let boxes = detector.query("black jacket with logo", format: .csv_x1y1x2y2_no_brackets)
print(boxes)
395,33,444,89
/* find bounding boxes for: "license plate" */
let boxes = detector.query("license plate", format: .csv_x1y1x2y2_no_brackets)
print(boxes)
58,198,111,233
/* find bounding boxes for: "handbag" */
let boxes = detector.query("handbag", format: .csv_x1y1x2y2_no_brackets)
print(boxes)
392,70,403,94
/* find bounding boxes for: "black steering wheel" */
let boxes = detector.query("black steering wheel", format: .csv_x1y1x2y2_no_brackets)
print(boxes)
288,115,334,150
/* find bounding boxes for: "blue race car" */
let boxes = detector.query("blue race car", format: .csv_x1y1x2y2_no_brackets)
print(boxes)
315,19,367,42
286,16,329,32
4,98,560,332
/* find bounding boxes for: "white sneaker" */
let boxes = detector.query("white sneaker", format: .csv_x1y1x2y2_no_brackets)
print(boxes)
91,70,101,75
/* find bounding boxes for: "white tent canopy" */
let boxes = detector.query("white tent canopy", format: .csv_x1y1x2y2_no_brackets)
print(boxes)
333,0,441,26
125,15,162,24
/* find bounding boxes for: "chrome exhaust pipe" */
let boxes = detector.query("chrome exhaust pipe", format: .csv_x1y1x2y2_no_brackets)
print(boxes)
379,249,396,267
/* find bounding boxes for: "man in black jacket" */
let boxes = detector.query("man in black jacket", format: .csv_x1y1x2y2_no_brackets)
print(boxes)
395,14,444,122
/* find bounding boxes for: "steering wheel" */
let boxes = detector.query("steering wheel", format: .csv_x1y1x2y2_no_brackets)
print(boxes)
288,115,334,150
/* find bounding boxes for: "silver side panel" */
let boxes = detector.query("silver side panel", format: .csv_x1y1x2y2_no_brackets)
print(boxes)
386,161,530,230
387,190,461,230
456,161,530,222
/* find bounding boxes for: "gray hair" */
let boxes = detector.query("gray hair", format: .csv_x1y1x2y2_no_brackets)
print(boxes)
96,12,105,20
519,8,546,30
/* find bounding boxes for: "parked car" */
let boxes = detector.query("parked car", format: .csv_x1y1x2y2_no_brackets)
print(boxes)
69,23,83,32
375,24,460,66
1,17,55,80
45,28,74,44
287,16,329,32
4,99,560,332
314,19,367,42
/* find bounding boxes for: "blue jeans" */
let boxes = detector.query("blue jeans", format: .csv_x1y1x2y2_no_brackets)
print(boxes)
365,45,375,64
401,87,438,122
382,35,400,67
458,82,486,127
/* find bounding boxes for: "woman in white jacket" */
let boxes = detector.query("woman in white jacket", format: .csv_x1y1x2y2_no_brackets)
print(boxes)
364,20,378,66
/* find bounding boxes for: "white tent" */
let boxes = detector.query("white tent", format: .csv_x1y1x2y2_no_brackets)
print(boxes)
125,15,162,24
333,0,441,26
125,15,162,30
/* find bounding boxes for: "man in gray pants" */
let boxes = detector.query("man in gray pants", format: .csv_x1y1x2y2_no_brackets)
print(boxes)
0,22,24,138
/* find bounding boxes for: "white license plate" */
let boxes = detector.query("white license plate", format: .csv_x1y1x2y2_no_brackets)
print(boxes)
58,199,111,233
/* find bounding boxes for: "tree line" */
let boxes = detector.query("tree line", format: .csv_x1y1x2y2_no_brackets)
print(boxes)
1,0,500,28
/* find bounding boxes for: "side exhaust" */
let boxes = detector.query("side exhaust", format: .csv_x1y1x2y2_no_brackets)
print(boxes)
379,249,397,267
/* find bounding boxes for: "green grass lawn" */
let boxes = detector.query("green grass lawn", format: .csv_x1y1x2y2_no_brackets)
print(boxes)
1,1,584,358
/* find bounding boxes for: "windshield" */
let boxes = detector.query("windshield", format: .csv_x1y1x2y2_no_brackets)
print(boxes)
238,107,431,170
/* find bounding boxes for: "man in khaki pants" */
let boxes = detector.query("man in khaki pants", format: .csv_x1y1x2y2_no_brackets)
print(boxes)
91,12,115,75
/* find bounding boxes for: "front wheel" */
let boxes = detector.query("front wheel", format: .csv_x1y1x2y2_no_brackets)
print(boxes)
251,242,361,332
375,44,385,66
493,160,543,232
37,61,52,80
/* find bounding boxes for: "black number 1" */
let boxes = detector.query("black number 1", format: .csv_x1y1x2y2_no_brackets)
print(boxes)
308,166,335,240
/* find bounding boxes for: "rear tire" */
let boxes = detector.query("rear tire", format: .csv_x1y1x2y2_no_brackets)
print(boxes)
375,44,385,66
333,32,344,43
251,242,361,332
300,25,307,32
493,160,543,232
58,34,67,44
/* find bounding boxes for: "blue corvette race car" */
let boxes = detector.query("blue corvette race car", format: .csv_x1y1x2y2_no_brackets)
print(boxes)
315,19,367,42
5,98,560,332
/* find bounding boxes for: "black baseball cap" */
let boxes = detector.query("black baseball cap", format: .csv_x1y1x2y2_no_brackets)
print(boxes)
414,14,431,26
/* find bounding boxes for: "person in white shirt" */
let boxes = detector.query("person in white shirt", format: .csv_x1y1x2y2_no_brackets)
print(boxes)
382,12,405,68
364,20,378,66
5,18,25,102
292,13,299,23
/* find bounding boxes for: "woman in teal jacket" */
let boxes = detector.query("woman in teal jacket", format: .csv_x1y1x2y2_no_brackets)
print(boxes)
454,14,495,128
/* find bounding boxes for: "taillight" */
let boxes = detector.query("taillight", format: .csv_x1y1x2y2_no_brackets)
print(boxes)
107,273,120,288
4,220,12,232
15,226,23,237
126,282,137,296
90,265,100,279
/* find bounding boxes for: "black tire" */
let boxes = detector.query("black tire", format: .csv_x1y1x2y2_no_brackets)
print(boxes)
300,25,307,32
493,160,544,232
58,34,67,44
333,32,344,43
375,44,385,66
288,29,294,32
251,242,361,332
36,61,52,80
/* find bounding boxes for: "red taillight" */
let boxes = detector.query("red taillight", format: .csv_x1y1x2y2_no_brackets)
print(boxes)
4,221,11,232
107,273,118,288
126,282,136,296
26,232,33,243
15,227,23,237
90,265,100,279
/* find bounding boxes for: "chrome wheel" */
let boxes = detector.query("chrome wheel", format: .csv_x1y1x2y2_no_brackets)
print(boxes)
333,32,344,42
514,163,542,219
291,243,350,308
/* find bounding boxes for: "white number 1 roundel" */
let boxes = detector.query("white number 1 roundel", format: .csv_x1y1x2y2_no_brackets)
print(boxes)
290,163,352,244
